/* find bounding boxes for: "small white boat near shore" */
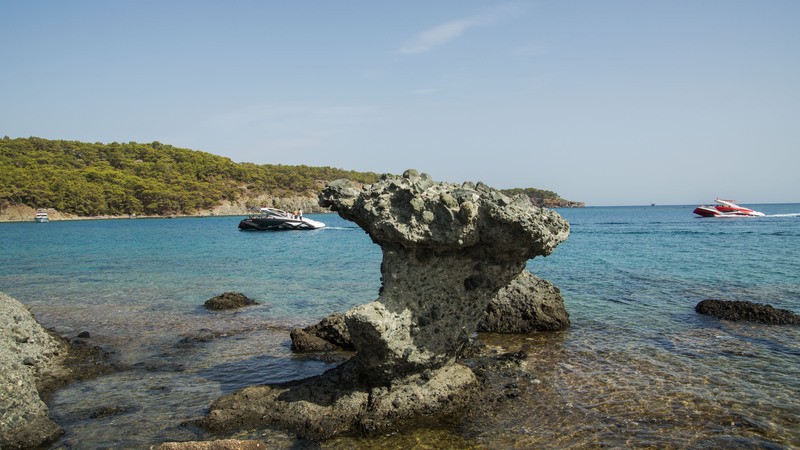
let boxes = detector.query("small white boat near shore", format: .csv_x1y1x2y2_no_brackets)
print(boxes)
34,208,49,223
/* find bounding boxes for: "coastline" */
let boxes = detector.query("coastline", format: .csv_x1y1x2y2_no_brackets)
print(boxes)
0,201,335,223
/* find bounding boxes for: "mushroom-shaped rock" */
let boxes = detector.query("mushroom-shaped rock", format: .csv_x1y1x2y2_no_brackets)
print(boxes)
318,170,569,384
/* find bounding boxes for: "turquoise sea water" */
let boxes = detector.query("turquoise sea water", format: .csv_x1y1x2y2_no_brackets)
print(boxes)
1,205,799,448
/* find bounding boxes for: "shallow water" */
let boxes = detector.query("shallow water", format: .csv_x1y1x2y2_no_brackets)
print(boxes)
1,205,798,448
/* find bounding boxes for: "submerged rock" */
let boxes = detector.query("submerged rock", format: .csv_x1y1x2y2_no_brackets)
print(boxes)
204,292,258,310
696,299,800,325
200,170,569,439
155,440,267,450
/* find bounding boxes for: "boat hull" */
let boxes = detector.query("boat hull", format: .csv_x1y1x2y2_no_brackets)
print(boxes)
693,206,719,217
238,217,325,231
693,205,765,218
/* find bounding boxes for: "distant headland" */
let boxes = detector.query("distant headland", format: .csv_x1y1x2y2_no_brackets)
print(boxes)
0,136,582,221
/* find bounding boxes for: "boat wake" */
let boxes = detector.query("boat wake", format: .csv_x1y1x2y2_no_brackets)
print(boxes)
766,213,800,218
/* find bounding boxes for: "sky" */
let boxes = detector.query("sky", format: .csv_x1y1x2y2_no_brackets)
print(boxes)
2,1,798,206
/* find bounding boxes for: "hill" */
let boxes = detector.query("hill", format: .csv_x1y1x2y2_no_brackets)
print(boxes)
0,136,580,220
500,187,584,208
0,137,381,218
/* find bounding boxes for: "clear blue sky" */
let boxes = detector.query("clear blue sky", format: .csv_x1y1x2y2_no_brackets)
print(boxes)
2,1,798,205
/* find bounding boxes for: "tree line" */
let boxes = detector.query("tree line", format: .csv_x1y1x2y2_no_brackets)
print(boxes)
1,136,576,216
0,137,381,216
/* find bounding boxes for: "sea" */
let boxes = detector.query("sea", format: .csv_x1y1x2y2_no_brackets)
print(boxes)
1,204,799,449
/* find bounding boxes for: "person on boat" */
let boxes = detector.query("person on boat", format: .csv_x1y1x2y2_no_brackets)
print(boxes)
299,209,303,220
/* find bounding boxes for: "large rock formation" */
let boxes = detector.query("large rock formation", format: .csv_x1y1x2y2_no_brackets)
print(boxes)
318,170,569,383
199,170,569,439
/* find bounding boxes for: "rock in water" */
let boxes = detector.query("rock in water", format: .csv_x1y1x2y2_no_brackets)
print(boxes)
290,313,354,352
696,299,800,325
204,292,258,310
198,170,569,439
319,170,569,383
479,270,570,332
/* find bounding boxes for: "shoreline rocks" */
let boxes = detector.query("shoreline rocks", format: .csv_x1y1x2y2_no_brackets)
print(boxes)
199,170,570,439
696,299,800,325
1,292,67,448
0,292,113,449
290,313,354,352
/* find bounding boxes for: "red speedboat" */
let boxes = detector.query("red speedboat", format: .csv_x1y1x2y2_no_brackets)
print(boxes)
693,199,765,218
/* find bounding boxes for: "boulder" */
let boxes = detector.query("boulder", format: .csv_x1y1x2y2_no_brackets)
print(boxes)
290,313,353,352
479,270,570,333
199,170,569,439
0,292,66,449
204,292,258,310
696,299,800,325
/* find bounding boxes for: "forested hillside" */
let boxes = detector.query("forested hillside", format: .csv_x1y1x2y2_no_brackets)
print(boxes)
1,136,581,218
499,187,584,208
0,137,380,216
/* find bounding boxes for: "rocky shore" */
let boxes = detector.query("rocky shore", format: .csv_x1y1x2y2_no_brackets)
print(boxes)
0,292,113,449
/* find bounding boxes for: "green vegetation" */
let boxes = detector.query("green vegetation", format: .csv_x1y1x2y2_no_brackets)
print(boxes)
0,136,381,216
500,187,560,203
